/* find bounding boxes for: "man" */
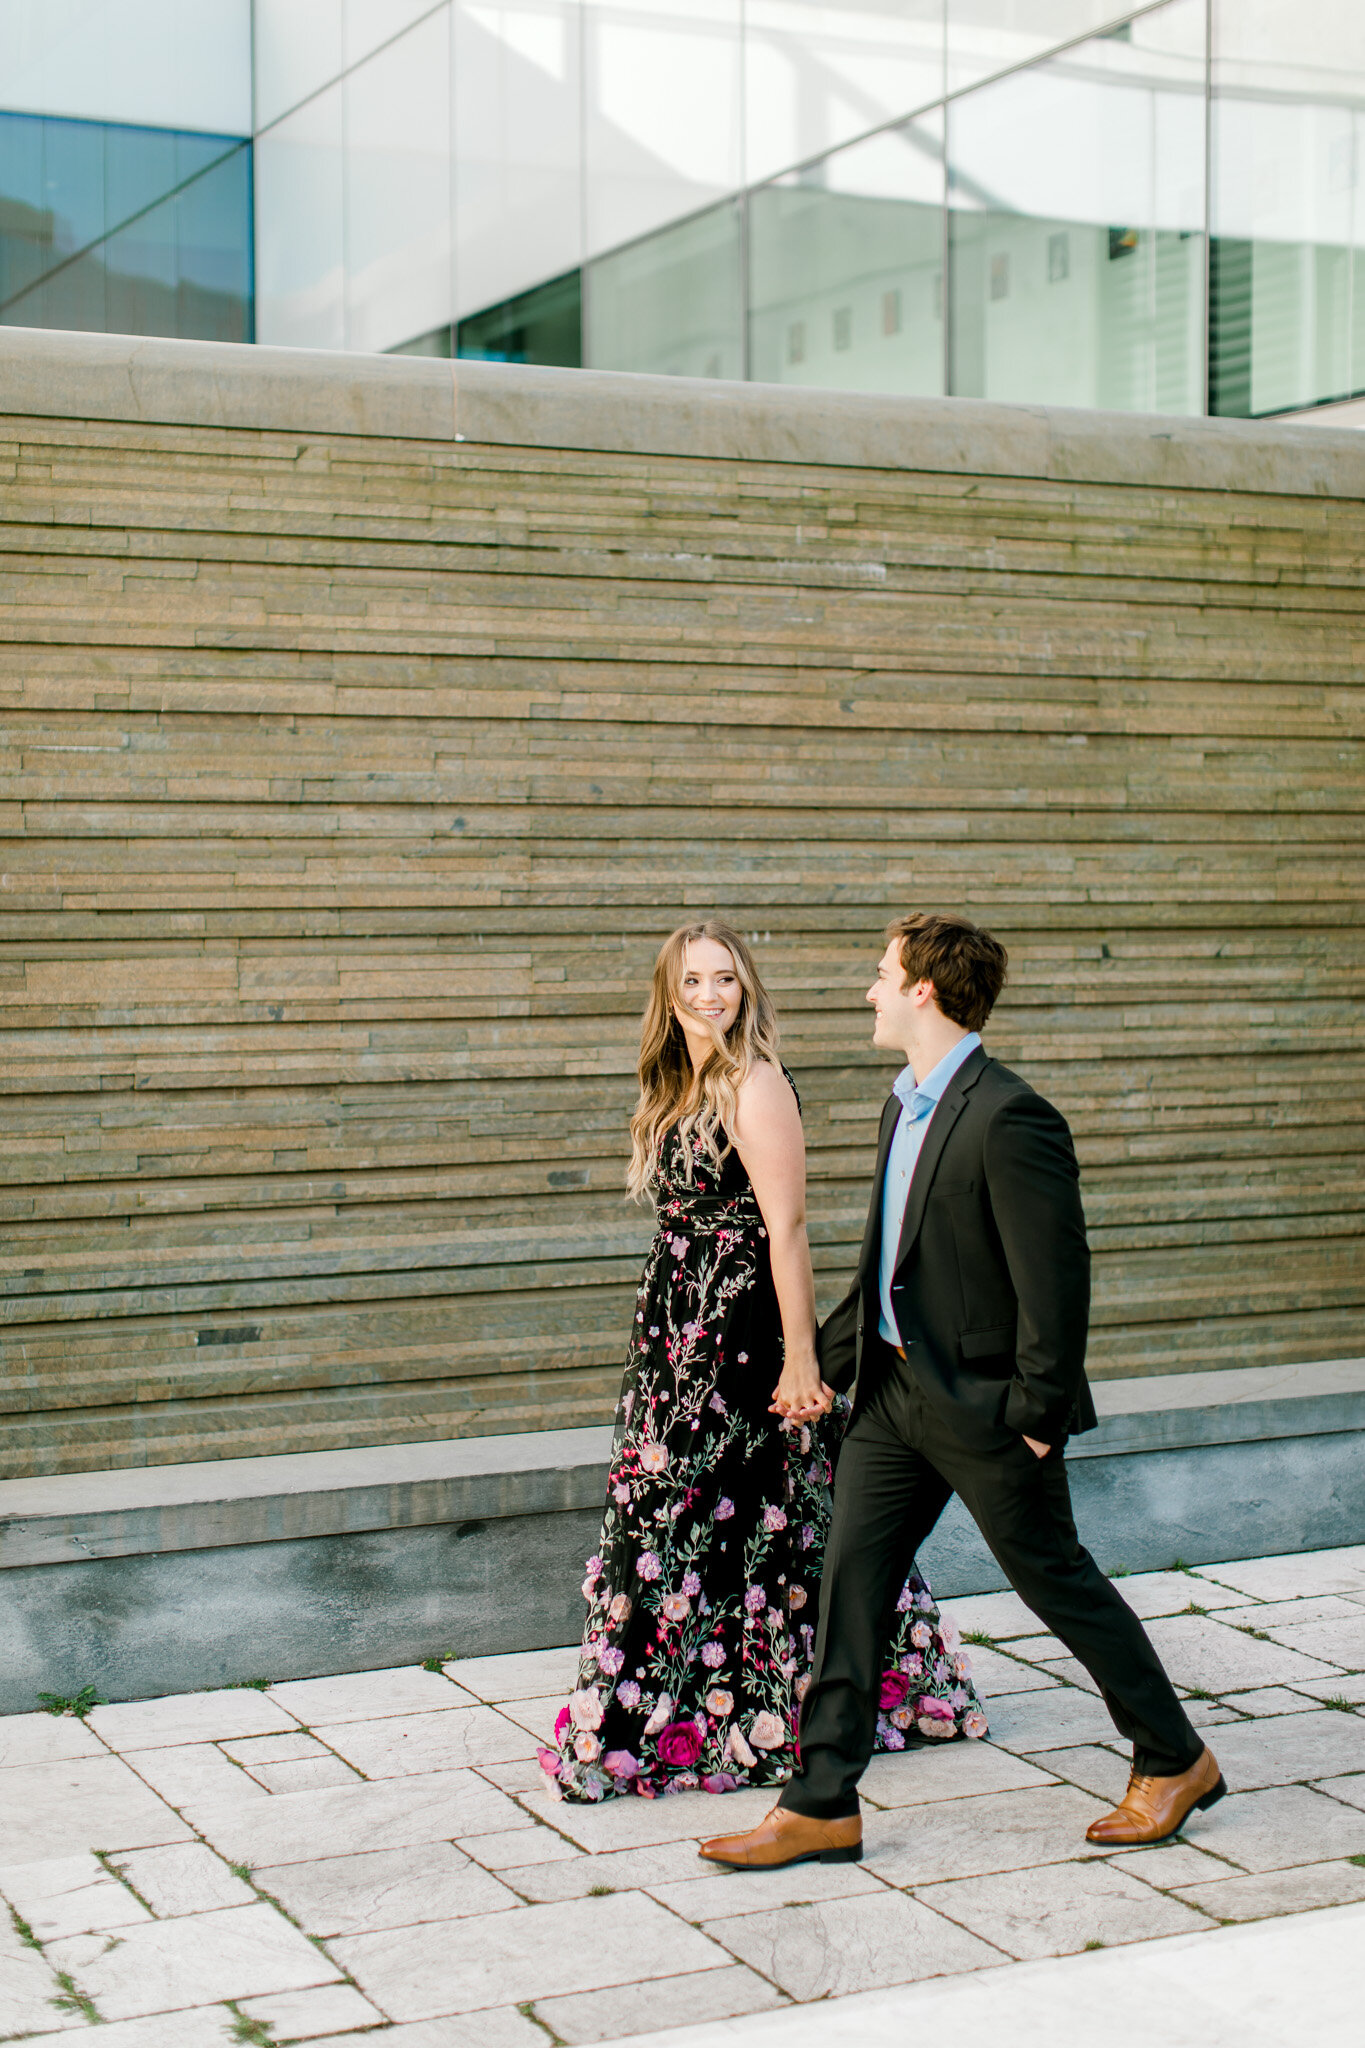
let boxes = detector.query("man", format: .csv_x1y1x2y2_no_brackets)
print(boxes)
701,911,1224,1870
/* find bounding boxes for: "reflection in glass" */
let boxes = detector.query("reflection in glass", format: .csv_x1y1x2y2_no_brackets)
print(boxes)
1210,1,1365,414
344,9,452,354
743,1,943,188
749,112,945,394
584,200,743,377
457,269,581,363
583,0,742,257
390,323,454,356
946,0,1133,97
0,111,251,342
949,3,1206,414
454,0,583,320
172,145,254,342
254,85,345,347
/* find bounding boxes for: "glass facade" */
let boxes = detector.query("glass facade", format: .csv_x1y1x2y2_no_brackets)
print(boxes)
948,5,1206,413
0,112,252,342
1210,0,1365,416
5,2,1365,423
585,201,744,379
749,113,946,395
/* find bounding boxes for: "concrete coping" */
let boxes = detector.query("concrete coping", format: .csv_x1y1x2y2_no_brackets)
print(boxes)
2,1358,1361,1572
2,325,1365,498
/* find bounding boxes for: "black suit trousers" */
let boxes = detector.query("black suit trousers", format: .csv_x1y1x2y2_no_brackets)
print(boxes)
781,1343,1201,1818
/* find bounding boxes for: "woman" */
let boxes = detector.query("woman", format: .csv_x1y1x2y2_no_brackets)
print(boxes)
540,920,985,1802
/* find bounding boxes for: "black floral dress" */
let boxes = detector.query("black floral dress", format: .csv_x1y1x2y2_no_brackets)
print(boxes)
540,1090,988,1802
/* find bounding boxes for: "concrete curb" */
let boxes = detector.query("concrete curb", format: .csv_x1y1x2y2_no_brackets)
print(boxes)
2,1360,1362,1712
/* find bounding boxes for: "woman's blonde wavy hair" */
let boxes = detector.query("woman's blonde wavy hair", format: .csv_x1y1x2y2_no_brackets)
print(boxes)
626,920,780,1200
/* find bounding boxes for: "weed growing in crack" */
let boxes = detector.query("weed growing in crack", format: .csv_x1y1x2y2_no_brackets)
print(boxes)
36,1683,106,1718
50,1972,101,2023
227,2010,276,2045
518,2002,567,2044
9,1908,41,1951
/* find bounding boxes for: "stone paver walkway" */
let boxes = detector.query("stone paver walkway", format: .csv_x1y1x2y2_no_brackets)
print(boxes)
3,1545,1365,2048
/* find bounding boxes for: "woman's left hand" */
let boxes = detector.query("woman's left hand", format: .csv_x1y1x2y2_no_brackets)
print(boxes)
769,1362,835,1421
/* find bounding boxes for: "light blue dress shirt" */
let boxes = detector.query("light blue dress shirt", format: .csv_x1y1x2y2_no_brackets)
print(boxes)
877,1033,982,1346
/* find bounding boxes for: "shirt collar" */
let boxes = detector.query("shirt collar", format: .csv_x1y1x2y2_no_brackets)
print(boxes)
891,1032,982,1109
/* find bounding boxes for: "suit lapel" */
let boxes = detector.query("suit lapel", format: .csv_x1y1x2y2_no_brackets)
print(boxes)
856,1091,902,1285
893,1045,989,1273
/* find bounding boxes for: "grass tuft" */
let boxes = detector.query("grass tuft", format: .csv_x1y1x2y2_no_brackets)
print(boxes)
1322,1696,1358,1714
518,2002,567,2045
10,1908,41,1951
421,1652,455,1672
50,1971,101,2023
228,1677,272,1691
588,1884,615,1896
1083,1939,1106,1951
1182,1603,1208,1617
962,1629,995,1648
1184,1686,1219,1703
228,2014,276,2046
36,1683,105,1718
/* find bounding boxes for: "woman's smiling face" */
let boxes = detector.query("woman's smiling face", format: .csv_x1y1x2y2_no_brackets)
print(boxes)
674,936,743,1052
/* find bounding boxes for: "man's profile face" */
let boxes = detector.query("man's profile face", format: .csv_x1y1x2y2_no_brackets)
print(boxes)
866,938,928,1053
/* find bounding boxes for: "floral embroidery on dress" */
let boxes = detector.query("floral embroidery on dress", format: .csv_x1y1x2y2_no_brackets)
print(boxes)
541,1080,987,1802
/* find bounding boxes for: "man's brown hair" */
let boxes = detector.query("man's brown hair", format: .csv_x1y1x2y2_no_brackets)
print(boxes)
886,911,1008,1032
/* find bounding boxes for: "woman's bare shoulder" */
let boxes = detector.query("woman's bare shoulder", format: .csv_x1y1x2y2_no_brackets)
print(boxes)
735,1058,797,1114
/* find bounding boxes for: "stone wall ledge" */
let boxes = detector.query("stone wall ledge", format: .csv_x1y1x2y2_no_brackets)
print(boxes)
3,326,1365,498
3,1358,1361,1572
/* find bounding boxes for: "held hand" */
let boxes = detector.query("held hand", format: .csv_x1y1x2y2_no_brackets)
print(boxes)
1023,1434,1051,1459
769,1364,836,1422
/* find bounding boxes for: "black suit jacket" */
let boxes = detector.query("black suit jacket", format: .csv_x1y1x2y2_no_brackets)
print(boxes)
817,1046,1096,1447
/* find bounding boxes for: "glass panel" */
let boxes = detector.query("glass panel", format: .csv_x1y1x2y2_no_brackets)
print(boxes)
254,0,345,130
749,111,945,394
453,0,583,319
175,130,240,185
457,268,581,362
583,197,743,377
947,1,1141,97
102,189,177,335
583,0,742,258
390,323,454,355
744,1,943,188
344,9,453,353
346,0,441,68
254,82,345,347
40,249,110,330
0,113,49,310
42,116,106,259
104,123,178,231
0,0,251,135
175,144,253,341
1210,1,1365,415
948,2,1206,414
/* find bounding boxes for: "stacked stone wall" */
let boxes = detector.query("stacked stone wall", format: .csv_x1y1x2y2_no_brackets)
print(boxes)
1,339,1361,1474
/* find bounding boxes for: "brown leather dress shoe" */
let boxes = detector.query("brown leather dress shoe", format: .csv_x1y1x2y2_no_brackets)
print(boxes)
1085,1745,1226,1847
699,1804,863,1869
